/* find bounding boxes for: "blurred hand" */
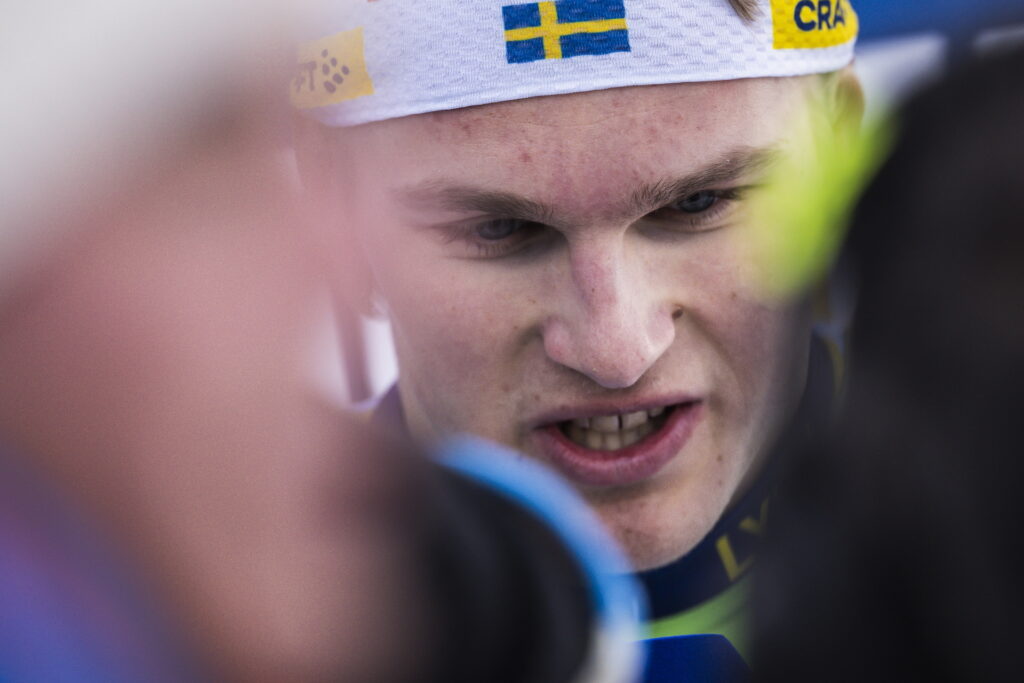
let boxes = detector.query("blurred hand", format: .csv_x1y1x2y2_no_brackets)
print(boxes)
0,49,419,682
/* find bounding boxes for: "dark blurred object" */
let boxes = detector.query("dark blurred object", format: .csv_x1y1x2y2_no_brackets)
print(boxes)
418,437,642,683
425,465,594,682
753,47,1024,683
337,302,374,402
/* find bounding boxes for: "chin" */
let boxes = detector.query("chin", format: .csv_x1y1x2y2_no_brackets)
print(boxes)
591,488,722,572
621,534,699,572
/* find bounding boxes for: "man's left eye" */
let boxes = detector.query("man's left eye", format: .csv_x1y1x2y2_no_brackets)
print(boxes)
642,187,745,234
673,190,719,213
476,218,532,241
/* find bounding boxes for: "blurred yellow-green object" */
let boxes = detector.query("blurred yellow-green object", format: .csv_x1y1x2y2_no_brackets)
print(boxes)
745,105,894,299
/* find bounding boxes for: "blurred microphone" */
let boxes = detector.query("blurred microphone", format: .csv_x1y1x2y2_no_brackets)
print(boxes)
398,436,645,683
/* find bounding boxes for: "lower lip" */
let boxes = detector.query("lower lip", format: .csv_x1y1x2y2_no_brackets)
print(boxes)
531,403,703,488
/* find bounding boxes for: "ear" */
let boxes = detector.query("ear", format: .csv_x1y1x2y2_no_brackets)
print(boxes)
829,64,865,136
292,114,381,320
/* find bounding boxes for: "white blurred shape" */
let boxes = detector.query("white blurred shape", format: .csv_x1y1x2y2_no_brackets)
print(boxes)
364,317,399,401
855,34,948,122
309,294,352,407
0,0,296,293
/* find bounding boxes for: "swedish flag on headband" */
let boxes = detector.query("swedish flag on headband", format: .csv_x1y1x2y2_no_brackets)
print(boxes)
503,0,630,64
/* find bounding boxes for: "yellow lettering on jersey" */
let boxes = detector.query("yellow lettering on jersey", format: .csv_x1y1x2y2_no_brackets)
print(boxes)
716,498,769,582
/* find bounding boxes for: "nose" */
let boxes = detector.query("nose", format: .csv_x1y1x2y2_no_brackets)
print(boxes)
542,239,676,389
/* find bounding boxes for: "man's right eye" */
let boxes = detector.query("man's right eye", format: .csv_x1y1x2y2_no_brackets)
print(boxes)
436,217,552,259
452,218,550,258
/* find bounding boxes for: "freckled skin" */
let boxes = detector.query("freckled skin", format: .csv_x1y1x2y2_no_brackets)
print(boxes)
330,79,816,570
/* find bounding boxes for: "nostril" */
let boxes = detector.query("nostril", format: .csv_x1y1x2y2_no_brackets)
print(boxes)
672,308,683,320
542,307,675,389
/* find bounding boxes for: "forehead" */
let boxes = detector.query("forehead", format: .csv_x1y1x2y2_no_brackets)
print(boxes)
336,77,813,206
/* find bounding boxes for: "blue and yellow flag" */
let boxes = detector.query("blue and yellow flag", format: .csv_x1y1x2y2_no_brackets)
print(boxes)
502,0,630,64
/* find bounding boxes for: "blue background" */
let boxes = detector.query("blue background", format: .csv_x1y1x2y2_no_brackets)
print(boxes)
856,0,1024,44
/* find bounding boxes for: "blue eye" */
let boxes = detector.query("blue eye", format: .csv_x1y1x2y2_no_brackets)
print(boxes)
453,218,552,259
675,191,718,213
476,218,530,241
642,187,745,235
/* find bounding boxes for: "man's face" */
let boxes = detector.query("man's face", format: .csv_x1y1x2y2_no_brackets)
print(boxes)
334,77,815,569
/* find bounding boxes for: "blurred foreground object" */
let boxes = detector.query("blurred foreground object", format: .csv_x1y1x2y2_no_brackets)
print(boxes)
0,0,290,291
0,1,643,681
753,47,1024,682
0,2,420,679
742,93,891,300
425,438,644,683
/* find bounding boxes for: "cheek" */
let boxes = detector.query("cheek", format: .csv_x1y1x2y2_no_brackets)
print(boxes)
717,298,794,381
370,242,539,410
661,238,798,398
704,245,803,394
698,291,803,465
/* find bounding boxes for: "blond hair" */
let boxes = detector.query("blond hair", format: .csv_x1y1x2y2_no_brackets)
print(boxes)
727,0,759,22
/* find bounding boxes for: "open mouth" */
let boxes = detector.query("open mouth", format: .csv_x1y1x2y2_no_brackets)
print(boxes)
557,405,672,452
533,401,702,487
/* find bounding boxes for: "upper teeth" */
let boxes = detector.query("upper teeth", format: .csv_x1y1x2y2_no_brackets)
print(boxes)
571,407,664,433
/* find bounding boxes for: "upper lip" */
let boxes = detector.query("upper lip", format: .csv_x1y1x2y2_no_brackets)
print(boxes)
528,393,702,428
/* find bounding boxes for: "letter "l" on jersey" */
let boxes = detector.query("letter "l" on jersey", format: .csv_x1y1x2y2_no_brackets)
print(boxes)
715,498,769,582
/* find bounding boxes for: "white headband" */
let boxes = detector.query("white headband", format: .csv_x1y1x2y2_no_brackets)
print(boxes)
293,0,858,127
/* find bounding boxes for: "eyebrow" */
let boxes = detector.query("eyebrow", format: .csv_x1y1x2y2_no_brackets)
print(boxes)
629,145,781,216
400,182,558,225
397,145,780,226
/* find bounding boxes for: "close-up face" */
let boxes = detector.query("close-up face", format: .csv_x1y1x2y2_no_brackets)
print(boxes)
330,77,817,570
